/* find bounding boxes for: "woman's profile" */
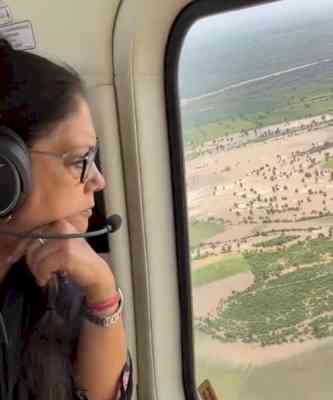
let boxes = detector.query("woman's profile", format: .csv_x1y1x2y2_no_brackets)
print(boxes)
0,37,132,400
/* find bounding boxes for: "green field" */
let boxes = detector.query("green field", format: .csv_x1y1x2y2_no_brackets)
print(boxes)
196,359,245,400
195,328,333,400
182,71,333,146
197,238,333,345
184,119,256,146
323,157,333,170
253,234,299,248
196,359,245,399
192,255,250,287
189,221,224,248
240,342,333,400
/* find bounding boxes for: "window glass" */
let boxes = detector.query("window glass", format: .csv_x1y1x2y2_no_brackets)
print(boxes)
178,1,333,399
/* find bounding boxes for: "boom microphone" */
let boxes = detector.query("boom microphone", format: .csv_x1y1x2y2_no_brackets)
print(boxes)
0,214,122,239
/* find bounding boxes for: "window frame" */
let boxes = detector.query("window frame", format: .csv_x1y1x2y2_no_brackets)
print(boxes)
87,151,110,253
164,0,280,398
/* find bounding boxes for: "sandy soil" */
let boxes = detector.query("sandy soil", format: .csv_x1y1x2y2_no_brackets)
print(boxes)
188,114,333,365
187,116,333,257
193,270,333,366
192,272,254,317
195,330,333,367
192,252,241,270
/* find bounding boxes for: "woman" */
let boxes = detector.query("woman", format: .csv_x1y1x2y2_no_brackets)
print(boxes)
0,38,132,399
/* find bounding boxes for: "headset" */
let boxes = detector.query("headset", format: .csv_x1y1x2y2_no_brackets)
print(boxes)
0,126,32,218
0,126,122,239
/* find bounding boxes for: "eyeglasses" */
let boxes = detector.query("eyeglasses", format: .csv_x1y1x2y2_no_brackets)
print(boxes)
30,142,99,184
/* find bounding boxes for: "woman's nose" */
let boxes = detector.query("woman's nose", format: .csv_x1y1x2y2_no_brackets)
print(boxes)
85,162,106,192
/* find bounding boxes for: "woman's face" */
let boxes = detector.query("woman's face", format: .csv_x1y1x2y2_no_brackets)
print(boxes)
10,97,106,234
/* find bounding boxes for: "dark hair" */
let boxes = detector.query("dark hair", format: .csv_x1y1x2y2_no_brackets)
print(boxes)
0,38,86,400
0,38,86,144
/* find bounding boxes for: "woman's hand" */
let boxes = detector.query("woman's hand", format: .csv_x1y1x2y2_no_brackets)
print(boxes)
21,219,116,302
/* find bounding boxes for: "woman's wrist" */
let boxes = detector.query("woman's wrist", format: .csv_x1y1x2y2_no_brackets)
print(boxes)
85,271,117,306
84,289,124,326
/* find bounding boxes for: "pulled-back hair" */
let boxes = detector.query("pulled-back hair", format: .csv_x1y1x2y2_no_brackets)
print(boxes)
0,38,85,144
0,37,86,400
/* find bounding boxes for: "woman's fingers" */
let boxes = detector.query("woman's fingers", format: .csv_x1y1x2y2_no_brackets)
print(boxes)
31,249,63,286
7,237,35,265
25,238,64,286
26,238,54,266
35,261,61,287
17,219,115,292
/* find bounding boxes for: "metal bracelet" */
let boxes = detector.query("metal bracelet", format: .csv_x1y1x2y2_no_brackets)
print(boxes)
84,288,124,328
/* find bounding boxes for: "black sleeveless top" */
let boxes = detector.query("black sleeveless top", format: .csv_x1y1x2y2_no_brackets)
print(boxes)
0,259,132,400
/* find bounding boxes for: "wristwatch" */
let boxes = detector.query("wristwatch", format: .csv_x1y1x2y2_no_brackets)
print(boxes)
84,289,124,327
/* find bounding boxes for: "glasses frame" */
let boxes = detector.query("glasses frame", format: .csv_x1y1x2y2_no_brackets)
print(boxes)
30,141,99,184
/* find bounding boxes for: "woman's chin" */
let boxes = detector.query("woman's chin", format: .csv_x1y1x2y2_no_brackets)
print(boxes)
66,212,91,233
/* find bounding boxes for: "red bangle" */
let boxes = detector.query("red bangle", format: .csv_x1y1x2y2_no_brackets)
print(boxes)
87,290,121,312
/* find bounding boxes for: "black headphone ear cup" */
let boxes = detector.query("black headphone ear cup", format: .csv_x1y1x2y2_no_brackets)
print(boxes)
0,127,32,217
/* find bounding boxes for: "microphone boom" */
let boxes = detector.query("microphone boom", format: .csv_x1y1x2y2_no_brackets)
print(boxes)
0,214,122,239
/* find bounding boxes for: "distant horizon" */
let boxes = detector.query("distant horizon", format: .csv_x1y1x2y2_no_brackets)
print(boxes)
179,0,333,100
181,57,333,104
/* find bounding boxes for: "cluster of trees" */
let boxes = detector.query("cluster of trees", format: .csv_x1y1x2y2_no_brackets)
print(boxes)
196,238,333,346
